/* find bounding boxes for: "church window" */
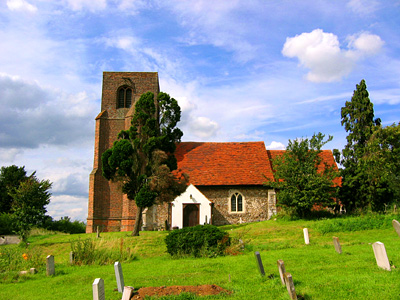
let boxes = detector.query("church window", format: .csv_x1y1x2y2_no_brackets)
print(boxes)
117,86,133,108
230,192,244,213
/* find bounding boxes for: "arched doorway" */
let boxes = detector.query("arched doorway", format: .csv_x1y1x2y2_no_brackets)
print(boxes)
183,204,200,227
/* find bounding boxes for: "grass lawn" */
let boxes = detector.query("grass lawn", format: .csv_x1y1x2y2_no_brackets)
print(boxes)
1,217,400,299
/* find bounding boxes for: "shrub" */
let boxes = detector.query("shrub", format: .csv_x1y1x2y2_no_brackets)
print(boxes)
42,216,86,234
0,213,15,235
165,225,230,257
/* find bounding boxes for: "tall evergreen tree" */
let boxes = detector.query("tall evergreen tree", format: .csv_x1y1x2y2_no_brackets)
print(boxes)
335,79,381,212
102,92,187,236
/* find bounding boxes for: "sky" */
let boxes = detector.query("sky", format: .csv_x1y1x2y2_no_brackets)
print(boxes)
0,0,399,222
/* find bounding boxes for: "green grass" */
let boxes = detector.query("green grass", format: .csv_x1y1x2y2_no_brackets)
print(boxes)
1,216,400,299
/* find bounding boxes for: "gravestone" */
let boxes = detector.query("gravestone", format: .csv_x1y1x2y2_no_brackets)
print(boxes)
303,228,310,245
372,242,391,271
69,251,75,265
254,251,265,276
114,261,125,293
30,268,37,274
122,286,134,300
96,226,100,238
46,255,55,276
333,236,342,254
277,260,286,285
284,272,297,300
93,278,105,300
392,220,400,238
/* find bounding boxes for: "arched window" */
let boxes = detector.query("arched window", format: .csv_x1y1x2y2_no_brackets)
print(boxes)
117,86,133,108
230,192,244,213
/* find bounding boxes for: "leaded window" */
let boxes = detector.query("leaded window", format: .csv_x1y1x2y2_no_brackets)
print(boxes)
117,86,132,108
231,192,243,212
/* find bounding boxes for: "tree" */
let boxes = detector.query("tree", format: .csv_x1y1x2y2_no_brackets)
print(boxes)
361,122,400,210
102,92,188,236
10,174,52,241
0,165,27,213
267,133,339,218
335,79,381,212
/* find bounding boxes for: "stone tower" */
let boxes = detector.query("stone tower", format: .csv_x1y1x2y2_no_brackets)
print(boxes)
86,72,160,233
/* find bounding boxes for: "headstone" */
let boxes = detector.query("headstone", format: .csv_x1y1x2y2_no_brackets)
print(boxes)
92,278,105,300
372,242,391,271
333,236,342,254
284,272,297,300
46,255,55,276
277,260,286,285
392,219,400,238
114,261,125,293
69,251,75,265
30,268,37,274
19,270,29,275
254,251,265,276
303,228,309,245
122,286,134,300
96,226,100,238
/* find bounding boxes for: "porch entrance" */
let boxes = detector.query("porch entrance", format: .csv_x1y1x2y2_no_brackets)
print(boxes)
183,204,200,227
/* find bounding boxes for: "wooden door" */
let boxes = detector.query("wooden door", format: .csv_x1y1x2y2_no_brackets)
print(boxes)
183,204,199,227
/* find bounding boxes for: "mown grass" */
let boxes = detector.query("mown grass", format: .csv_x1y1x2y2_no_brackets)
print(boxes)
1,216,400,299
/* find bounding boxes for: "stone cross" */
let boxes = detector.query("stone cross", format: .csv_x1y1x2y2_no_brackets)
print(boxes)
392,220,400,238
303,228,310,245
277,260,286,285
372,242,391,271
114,261,125,293
284,272,297,300
122,286,134,300
254,251,265,276
46,255,55,276
332,236,342,254
92,278,105,300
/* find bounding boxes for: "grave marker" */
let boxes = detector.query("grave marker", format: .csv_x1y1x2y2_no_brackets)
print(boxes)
333,236,342,254
30,268,37,274
114,261,125,293
46,255,55,276
254,251,265,276
392,220,400,238
92,278,105,300
277,260,286,285
122,286,134,300
303,228,309,245
96,226,100,238
69,251,75,265
372,242,391,271
284,272,297,300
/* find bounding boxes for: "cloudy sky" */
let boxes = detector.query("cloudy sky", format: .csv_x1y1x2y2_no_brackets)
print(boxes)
1,0,399,221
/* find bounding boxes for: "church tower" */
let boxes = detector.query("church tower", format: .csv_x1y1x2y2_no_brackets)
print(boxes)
86,72,160,233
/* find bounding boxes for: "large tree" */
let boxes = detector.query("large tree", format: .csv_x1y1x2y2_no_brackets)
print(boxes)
102,92,187,236
0,165,28,213
335,79,381,212
267,133,339,218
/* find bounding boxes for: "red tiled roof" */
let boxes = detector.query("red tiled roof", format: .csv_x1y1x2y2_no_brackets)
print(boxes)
175,142,273,186
175,142,341,187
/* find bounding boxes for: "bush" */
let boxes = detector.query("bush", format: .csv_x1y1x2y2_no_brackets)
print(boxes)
42,216,86,234
165,225,230,257
0,213,15,235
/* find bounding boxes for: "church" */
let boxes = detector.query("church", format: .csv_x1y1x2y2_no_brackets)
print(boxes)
86,72,338,233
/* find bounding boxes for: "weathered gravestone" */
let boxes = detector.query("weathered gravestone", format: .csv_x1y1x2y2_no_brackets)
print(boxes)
114,261,125,293
30,268,37,274
277,260,286,286
122,286,134,300
96,226,100,238
46,255,55,276
284,272,297,300
372,242,391,271
303,228,310,245
333,236,342,254
93,278,105,300
392,220,400,238
254,251,265,276
69,251,75,265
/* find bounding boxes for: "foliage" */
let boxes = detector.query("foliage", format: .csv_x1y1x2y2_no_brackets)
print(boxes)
42,216,86,234
10,175,52,241
165,225,230,257
335,79,381,212
0,213,15,234
267,132,339,218
361,122,400,209
0,165,28,213
102,91,188,236
0,245,45,274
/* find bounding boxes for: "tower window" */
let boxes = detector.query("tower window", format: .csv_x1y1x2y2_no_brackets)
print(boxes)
117,86,133,108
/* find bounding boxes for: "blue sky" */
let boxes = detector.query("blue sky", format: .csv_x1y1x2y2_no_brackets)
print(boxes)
0,0,399,221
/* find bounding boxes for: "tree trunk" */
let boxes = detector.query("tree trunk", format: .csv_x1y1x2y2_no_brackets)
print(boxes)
131,206,144,236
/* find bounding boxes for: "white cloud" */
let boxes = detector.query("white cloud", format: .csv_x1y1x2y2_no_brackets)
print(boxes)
347,0,380,15
6,0,37,13
65,0,107,12
282,29,384,82
47,195,88,221
188,117,219,139
266,141,286,150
